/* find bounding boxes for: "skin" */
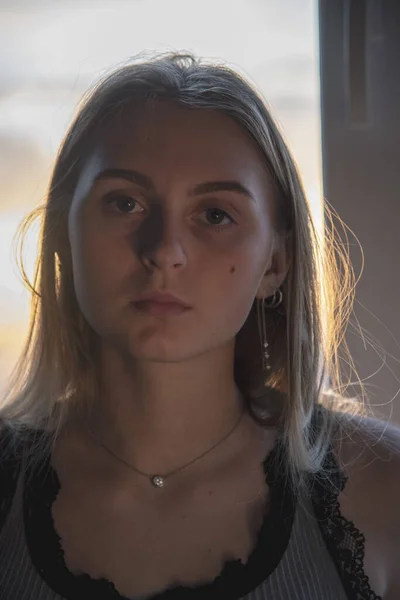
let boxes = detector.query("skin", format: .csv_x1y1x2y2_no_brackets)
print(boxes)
66,100,290,480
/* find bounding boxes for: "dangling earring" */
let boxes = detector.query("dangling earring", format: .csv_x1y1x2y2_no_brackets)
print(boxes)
256,289,283,372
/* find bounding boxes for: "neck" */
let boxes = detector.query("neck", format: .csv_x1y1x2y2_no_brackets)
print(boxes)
76,341,250,478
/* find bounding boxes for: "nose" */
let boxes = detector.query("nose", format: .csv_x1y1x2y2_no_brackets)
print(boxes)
135,207,188,271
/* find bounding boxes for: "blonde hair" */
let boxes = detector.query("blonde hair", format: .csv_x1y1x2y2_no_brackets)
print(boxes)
1,51,372,496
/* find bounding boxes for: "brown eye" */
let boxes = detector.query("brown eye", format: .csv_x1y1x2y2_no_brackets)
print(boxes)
105,194,142,214
204,208,229,225
200,207,235,233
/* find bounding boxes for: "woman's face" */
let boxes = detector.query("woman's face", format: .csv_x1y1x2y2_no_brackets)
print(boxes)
68,101,285,363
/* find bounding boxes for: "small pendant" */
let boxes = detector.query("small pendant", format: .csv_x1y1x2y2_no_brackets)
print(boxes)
151,475,165,488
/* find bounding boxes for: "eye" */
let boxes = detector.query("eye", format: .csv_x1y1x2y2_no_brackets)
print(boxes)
200,207,235,232
105,193,142,214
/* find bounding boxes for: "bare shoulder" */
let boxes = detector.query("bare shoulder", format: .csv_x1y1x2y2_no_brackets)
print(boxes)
332,410,400,600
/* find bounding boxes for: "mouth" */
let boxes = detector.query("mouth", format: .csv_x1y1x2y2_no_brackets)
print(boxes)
132,300,192,317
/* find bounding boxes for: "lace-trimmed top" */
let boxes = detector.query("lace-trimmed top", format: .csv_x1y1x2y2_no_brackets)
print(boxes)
0,406,382,600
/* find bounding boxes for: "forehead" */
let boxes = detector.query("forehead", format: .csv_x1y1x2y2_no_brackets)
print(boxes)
87,101,274,192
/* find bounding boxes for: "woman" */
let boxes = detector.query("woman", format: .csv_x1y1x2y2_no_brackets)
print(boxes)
0,51,399,600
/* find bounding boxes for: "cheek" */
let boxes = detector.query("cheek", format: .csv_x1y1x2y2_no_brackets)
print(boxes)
223,242,266,313
72,212,127,278
69,224,127,325
227,262,258,303
226,238,265,289
210,263,257,334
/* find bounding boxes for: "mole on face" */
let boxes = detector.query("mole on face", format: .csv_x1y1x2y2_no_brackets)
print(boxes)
230,266,236,274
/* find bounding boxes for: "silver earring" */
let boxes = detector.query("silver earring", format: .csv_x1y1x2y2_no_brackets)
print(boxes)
265,288,283,309
257,289,283,372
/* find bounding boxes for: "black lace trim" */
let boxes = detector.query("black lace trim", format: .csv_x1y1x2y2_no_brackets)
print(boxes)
310,418,383,600
23,432,296,600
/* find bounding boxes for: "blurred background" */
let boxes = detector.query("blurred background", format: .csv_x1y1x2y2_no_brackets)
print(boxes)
1,0,399,423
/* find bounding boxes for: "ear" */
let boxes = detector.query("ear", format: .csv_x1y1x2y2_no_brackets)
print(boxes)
256,233,291,299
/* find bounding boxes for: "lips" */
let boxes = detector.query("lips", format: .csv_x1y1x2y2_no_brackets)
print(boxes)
134,291,191,309
133,300,191,316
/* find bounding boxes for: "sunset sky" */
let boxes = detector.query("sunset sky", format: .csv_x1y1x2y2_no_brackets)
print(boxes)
0,0,322,395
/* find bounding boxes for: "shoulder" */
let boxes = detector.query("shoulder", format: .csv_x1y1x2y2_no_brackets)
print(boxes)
332,410,400,600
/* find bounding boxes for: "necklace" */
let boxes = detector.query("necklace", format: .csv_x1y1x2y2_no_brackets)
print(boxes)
88,406,246,489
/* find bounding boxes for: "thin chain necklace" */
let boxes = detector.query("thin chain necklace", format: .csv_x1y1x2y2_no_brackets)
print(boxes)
88,406,246,489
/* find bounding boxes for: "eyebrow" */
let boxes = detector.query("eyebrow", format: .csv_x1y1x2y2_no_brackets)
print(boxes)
94,168,257,203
